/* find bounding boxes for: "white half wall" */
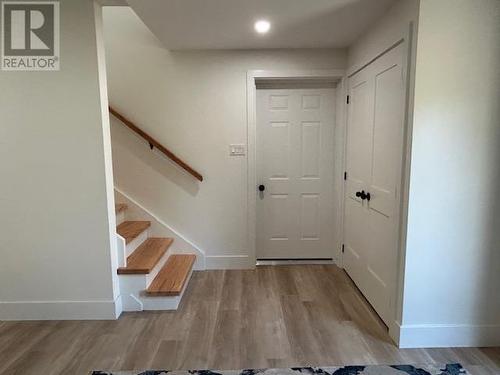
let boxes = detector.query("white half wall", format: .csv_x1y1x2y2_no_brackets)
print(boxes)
103,7,347,269
400,0,500,347
0,1,118,320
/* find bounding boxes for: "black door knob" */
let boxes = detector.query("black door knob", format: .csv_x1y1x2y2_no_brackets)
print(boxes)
258,184,265,192
356,190,366,199
355,190,371,201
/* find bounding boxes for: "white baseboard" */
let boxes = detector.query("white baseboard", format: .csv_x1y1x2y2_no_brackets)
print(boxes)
397,322,500,348
0,299,120,320
256,259,337,266
205,255,253,270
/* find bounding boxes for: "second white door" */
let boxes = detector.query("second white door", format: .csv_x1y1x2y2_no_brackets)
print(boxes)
256,87,336,259
344,44,406,325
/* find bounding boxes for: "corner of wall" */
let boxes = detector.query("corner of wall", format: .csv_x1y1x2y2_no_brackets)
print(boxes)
95,0,121,307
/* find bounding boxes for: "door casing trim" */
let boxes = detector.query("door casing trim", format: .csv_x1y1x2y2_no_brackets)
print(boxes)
246,69,346,269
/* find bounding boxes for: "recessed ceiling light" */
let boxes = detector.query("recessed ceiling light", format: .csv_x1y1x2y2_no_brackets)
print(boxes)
254,20,271,34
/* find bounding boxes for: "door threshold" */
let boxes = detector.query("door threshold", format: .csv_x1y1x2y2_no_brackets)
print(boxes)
256,258,335,266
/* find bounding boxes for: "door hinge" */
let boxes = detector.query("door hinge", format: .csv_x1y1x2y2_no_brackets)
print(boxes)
344,171,347,180
346,95,350,104
341,244,345,253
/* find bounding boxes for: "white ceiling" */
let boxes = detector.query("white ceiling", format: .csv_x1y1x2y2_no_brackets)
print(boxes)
125,0,397,50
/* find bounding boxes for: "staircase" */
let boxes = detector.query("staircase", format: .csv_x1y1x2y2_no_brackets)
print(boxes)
115,203,196,311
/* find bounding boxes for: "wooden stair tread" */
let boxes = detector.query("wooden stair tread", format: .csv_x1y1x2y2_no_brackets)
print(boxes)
117,238,173,275
146,254,196,296
117,221,151,244
115,203,127,213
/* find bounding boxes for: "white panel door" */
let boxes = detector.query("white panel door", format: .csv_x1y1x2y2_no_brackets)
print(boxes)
344,44,406,325
256,88,335,259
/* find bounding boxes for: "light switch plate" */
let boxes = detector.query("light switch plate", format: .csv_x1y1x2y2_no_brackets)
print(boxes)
229,144,246,156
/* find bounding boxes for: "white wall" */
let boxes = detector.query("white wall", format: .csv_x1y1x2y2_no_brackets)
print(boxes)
103,7,347,268
347,0,419,73
400,0,500,347
0,1,118,319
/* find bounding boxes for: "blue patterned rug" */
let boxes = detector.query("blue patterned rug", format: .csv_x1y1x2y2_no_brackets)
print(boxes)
91,363,468,375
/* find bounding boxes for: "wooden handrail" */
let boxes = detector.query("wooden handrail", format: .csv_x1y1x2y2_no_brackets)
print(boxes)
109,106,203,182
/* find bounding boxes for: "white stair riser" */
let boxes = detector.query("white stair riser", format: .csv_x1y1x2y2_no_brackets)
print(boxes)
139,294,182,310
119,274,149,297
125,229,149,259
120,268,193,311
121,293,143,311
116,210,126,226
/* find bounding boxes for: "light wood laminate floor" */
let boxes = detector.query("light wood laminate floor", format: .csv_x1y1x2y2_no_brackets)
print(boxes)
0,266,498,374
